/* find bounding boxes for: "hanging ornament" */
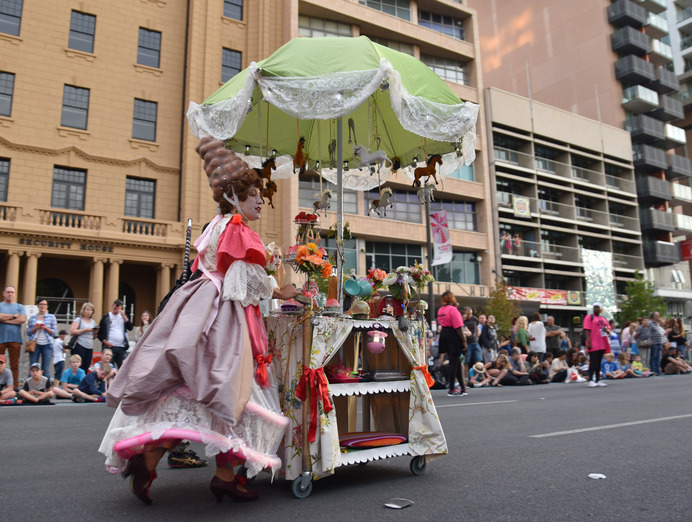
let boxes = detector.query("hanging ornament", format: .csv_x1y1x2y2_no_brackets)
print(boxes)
367,187,394,217
412,154,443,187
313,189,332,215
261,180,278,209
255,157,277,187
293,137,307,174
353,145,392,174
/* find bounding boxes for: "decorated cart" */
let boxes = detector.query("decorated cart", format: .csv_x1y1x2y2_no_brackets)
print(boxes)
186,35,479,497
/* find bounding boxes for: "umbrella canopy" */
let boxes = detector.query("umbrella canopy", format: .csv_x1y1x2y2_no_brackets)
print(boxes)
187,36,479,189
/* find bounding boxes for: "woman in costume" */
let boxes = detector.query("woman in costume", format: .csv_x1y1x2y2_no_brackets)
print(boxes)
99,137,299,505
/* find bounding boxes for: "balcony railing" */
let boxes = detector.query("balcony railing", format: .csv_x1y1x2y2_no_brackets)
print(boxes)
643,241,679,266
0,203,18,222
608,0,647,27
613,252,645,271
605,174,636,194
122,219,169,237
39,209,103,230
671,182,692,202
609,213,641,231
676,213,692,232
677,6,692,24
640,207,675,232
636,175,671,202
499,238,542,259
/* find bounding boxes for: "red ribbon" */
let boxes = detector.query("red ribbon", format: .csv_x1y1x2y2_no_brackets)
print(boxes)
295,366,333,443
412,365,435,389
254,353,273,388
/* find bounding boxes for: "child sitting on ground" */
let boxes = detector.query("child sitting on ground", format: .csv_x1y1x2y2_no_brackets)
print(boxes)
52,330,68,383
0,354,19,404
53,354,86,399
616,352,639,378
18,363,55,404
601,352,625,379
630,354,654,377
72,363,111,402
469,361,492,387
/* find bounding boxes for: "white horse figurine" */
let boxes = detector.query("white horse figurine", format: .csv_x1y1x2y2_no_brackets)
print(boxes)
354,145,392,173
313,189,332,215
368,187,394,216
417,182,436,205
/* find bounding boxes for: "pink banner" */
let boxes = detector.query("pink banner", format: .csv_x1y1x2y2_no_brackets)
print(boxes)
430,210,452,266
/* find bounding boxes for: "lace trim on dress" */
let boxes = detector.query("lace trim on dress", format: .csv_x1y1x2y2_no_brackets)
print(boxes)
223,261,274,306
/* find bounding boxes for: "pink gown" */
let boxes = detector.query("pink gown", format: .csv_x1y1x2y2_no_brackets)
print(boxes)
99,214,287,478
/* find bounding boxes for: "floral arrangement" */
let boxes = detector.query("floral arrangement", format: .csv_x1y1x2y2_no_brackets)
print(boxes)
294,211,318,224
366,268,388,293
382,262,434,302
264,242,280,277
296,242,333,279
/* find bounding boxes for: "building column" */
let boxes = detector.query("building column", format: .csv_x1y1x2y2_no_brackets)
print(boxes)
90,258,105,318
22,253,41,305
156,264,173,306
105,259,122,310
5,250,22,290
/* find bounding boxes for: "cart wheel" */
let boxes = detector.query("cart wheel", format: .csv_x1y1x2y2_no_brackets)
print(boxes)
292,477,313,499
410,456,427,476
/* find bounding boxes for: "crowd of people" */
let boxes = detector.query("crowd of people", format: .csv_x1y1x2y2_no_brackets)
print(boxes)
431,297,692,395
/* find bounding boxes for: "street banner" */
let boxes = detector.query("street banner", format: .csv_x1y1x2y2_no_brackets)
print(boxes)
681,239,692,261
512,196,531,218
508,286,568,305
430,210,452,266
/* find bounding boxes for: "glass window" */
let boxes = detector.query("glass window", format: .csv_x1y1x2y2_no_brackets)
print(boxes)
421,55,468,85
299,177,358,214
448,163,474,181
534,145,556,173
222,48,242,82
0,157,8,202
359,0,411,21
0,0,22,36
0,71,14,117
320,235,358,275
132,99,157,142
298,16,352,38
68,10,95,53
418,10,465,40
430,199,477,231
125,177,155,218
433,251,480,284
51,167,85,210
137,28,161,68
223,0,243,21
365,241,422,274
366,36,414,55
364,188,422,223
61,85,89,130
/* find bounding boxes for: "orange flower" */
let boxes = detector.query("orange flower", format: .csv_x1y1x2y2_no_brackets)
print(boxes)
321,262,333,278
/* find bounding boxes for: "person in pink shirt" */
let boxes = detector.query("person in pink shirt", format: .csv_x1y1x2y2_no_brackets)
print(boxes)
583,302,611,388
437,291,467,397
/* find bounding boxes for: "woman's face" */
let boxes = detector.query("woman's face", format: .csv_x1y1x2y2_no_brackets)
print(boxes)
38,301,48,313
237,186,263,221
141,312,150,323
84,306,93,318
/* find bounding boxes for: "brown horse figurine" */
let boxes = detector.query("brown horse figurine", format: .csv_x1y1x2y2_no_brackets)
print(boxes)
261,180,278,209
294,137,307,174
255,157,276,186
412,154,443,187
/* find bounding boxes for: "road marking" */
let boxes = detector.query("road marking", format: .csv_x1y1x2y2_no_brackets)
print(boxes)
530,413,692,438
437,400,518,409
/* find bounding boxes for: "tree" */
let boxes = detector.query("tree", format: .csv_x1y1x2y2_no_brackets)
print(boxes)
616,270,667,325
483,276,522,338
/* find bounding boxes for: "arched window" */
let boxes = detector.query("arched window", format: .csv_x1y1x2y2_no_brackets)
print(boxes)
36,278,74,316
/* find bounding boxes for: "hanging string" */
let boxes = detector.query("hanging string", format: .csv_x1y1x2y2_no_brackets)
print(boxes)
256,97,263,159
317,120,323,195
265,104,270,158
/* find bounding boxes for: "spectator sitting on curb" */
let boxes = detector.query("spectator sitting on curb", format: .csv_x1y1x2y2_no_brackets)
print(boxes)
18,363,54,405
601,352,624,379
0,354,19,403
550,350,569,383
616,352,640,378
53,355,86,399
72,363,111,402
469,361,492,387
630,354,653,377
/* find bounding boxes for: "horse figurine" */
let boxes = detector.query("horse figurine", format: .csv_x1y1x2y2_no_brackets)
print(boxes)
417,182,436,205
368,187,394,217
328,139,337,167
294,137,307,174
313,189,332,215
354,145,392,173
255,157,276,186
412,154,443,187
261,180,278,209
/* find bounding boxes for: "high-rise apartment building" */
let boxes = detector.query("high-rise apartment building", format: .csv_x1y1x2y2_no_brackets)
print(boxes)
471,0,692,320
0,0,490,321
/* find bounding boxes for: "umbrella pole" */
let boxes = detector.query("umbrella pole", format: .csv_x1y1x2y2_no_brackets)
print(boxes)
424,198,435,325
336,117,344,305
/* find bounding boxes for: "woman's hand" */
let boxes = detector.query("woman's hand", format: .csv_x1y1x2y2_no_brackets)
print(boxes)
273,284,301,301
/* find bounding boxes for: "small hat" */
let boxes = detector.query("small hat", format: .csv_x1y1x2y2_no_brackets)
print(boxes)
30,362,41,370
113,299,124,306
59,330,68,336
0,354,6,363
593,302,602,309
473,361,486,373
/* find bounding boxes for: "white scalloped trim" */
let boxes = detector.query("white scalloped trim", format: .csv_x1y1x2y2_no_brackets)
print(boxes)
339,443,411,465
329,380,410,396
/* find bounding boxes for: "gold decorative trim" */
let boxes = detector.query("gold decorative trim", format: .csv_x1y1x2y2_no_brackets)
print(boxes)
0,136,176,174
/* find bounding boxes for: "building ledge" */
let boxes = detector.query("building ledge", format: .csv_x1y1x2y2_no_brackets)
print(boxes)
653,287,692,300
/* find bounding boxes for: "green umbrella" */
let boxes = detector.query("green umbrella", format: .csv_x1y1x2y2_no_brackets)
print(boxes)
187,36,479,298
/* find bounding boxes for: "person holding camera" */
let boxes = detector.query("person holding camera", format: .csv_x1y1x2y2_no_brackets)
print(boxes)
70,302,98,372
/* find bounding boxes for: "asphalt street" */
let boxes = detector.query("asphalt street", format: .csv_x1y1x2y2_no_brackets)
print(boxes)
2,375,691,521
